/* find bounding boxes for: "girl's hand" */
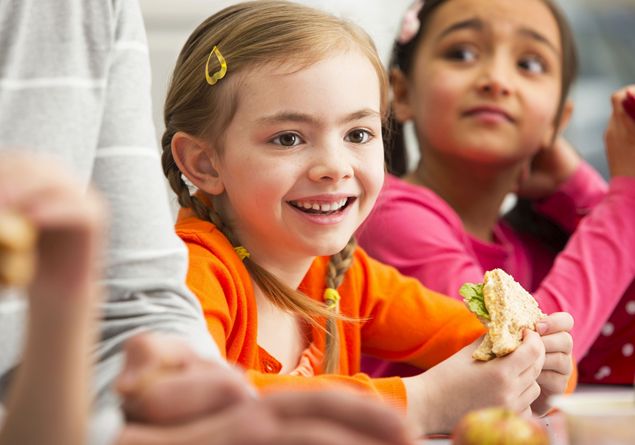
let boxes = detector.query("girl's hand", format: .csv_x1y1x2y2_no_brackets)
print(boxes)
532,312,574,416
404,331,545,435
605,86,635,178
515,136,580,200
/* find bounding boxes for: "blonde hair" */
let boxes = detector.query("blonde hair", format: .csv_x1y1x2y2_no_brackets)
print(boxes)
162,0,388,373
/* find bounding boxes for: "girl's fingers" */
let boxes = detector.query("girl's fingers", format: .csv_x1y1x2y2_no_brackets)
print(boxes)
504,330,544,376
535,312,573,336
541,351,572,375
540,331,573,355
513,381,541,414
536,369,568,396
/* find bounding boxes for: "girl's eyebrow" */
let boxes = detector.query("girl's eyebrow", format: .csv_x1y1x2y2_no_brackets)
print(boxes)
436,18,483,41
436,17,560,57
518,27,560,57
257,109,380,126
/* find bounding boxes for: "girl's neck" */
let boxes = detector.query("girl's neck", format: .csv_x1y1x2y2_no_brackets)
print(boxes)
405,150,523,242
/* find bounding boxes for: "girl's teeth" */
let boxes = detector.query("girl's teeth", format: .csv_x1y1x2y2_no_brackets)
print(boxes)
293,199,349,212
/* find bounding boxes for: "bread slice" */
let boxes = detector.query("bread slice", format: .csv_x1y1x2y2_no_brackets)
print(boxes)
461,269,545,361
0,212,36,286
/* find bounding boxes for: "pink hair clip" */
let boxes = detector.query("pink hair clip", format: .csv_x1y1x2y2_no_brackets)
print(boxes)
397,0,424,45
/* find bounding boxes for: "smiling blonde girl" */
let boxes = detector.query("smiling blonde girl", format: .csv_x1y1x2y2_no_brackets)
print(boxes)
161,0,574,435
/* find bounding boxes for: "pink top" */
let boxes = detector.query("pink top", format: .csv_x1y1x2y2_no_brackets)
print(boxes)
358,162,635,384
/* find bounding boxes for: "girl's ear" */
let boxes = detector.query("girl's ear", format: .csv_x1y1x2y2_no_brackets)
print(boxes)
171,132,225,195
390,68,414,123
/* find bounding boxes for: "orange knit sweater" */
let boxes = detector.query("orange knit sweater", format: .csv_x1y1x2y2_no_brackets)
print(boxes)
176,210,486,409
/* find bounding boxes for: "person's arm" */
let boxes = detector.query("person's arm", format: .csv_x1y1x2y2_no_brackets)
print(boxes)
532,160,608,233
91,0,220,394
84,2,224,443
114,333,415,445
0,154,106,445
358,191,575,415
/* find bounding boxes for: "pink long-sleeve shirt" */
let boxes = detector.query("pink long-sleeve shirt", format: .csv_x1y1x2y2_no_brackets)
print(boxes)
358,162,635,384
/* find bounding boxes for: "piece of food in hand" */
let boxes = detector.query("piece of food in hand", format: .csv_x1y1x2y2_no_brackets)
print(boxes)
0,211,36,286
459,268,545,361
623,90,635,121
452,407,549,445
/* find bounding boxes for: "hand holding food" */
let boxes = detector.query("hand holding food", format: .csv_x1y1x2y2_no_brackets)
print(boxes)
460,268,545,361
0,211,36,287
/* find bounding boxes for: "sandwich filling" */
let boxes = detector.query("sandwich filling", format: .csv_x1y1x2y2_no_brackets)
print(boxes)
460,268,545,361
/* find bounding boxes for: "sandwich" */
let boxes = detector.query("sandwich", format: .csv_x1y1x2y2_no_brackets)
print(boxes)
459,268,545,361
0,211,36,287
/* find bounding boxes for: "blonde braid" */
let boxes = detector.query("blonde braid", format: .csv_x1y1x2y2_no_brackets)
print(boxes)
322,237,357,373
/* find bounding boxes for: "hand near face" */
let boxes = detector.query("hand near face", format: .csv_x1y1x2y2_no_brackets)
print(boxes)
531,312,574,416
515,136,581,200
115,333,415,445
605,86,635,178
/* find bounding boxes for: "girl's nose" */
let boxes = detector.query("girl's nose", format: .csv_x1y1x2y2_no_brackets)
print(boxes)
476,57,513,97
308,145,353,182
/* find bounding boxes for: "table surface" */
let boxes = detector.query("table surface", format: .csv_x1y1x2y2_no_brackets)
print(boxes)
419,385,633,445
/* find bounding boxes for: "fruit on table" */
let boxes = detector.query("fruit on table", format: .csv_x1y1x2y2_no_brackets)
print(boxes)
452,407,549,445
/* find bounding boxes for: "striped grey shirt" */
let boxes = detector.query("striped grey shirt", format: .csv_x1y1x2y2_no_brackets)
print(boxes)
0,0,220,442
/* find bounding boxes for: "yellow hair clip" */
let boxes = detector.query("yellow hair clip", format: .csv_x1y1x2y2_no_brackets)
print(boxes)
324,288,341,310
234,246,250,261
205,45,228,86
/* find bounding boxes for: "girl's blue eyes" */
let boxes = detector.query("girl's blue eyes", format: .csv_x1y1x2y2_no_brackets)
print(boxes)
270,129,373,147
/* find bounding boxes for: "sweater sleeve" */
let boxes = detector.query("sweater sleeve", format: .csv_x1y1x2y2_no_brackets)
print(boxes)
354,250,486,368
90,0,220,398
533,161,608,233
533,176,635,357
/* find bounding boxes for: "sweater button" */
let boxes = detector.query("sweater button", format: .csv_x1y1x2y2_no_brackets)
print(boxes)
265,363,274,372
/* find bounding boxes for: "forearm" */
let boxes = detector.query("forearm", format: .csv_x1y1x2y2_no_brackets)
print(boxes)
0,286,98,445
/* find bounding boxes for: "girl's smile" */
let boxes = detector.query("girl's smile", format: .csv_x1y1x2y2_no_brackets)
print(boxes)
287,195,357,225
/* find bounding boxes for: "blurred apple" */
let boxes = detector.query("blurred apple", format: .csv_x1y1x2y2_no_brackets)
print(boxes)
452,407,548,445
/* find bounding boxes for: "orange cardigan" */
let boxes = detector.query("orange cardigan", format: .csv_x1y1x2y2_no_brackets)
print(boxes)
176,210,486,409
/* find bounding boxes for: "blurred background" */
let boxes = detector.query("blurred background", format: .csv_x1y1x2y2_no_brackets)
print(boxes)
140,0,635,179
